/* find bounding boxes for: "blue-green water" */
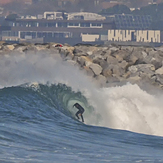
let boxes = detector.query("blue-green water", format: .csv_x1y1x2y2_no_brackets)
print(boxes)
0,84,163,163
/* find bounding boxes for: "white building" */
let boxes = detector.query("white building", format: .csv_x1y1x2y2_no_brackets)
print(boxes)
43,12,106,21
81,34,99,42
43,12,65,20
108,30,160,43
81,29,161,43
68,12,106,20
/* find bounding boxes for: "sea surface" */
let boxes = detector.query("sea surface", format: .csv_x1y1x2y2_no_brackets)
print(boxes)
0,51,163,162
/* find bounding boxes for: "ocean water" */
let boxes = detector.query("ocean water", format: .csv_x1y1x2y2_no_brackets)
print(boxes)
0,51,163,162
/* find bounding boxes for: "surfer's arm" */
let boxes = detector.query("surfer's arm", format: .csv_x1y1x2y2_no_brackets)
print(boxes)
73,103,77,107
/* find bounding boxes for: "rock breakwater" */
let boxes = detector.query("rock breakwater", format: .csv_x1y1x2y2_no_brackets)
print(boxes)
1,42,163,89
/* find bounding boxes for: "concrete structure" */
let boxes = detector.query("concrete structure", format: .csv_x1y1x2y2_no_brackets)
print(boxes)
68,12,106,20
9,18,107,29
0,18,114,44
43,12,66,20
81,34,99,42
108,30,160,43
80,29,161,43
1,12,160,45
43,12,106,21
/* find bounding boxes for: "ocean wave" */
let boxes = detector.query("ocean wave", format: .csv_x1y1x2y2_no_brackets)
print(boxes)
0,52,163,136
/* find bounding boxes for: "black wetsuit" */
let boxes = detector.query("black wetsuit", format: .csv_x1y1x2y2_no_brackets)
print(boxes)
73,103,85,122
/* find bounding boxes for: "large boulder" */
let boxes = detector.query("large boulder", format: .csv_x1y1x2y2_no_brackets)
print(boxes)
94,58,108,67
63,52,74,61
118,60,129,70
83,66,94,77
102,65,112,78
128,64,155,79
77,56,92,67
112,64,125,77
106,76,121,83
109,46,119,53
103,49,112,58
137,50,163,69
73,45,97,56
89,63,103,76
111,49,131,62
127,76,141,84
155,74,163,86
125,53,139,65
128,64,155,73
14,45,27,53
120,46,134,52
106,55,118,64
155,67,163,75
95,75,107,87
6,45,15,51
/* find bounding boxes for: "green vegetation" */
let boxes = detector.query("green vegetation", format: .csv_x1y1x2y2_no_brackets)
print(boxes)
100,3,163,21
6,14,19,21
99,4,131,15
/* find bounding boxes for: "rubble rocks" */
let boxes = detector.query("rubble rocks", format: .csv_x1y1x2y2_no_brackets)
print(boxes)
1,42,163,88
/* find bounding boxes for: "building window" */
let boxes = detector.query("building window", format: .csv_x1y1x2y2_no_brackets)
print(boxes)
68,23,73,26
20,32,25,39
30,22,37,27
68,23,79,27
47,22,56,27
92,23,101,27
37,32,43,38
54,33,64,38
39,22,48,27
15,23,20,27
80,23,90,27
31,32,36,38
58,22,67,27
157,34,159,42
47,32,52,37
2,31,8,36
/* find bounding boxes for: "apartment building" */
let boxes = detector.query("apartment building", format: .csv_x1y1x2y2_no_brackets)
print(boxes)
0,12,115,44
0,11,161,45
108,29,160,43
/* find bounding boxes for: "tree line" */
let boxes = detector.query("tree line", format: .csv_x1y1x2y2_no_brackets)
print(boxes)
99,3,163,30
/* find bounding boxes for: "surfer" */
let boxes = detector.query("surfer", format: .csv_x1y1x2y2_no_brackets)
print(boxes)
73,103,85,122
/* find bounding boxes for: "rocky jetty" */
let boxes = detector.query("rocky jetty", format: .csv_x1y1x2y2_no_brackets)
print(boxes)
1,42,163,89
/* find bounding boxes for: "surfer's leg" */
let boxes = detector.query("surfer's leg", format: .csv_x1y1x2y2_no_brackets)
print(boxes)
75,111,80,119
80,114,84,122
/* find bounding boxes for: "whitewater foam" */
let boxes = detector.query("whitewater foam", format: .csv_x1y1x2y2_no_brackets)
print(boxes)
96,84,163,136
1,51,163,136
